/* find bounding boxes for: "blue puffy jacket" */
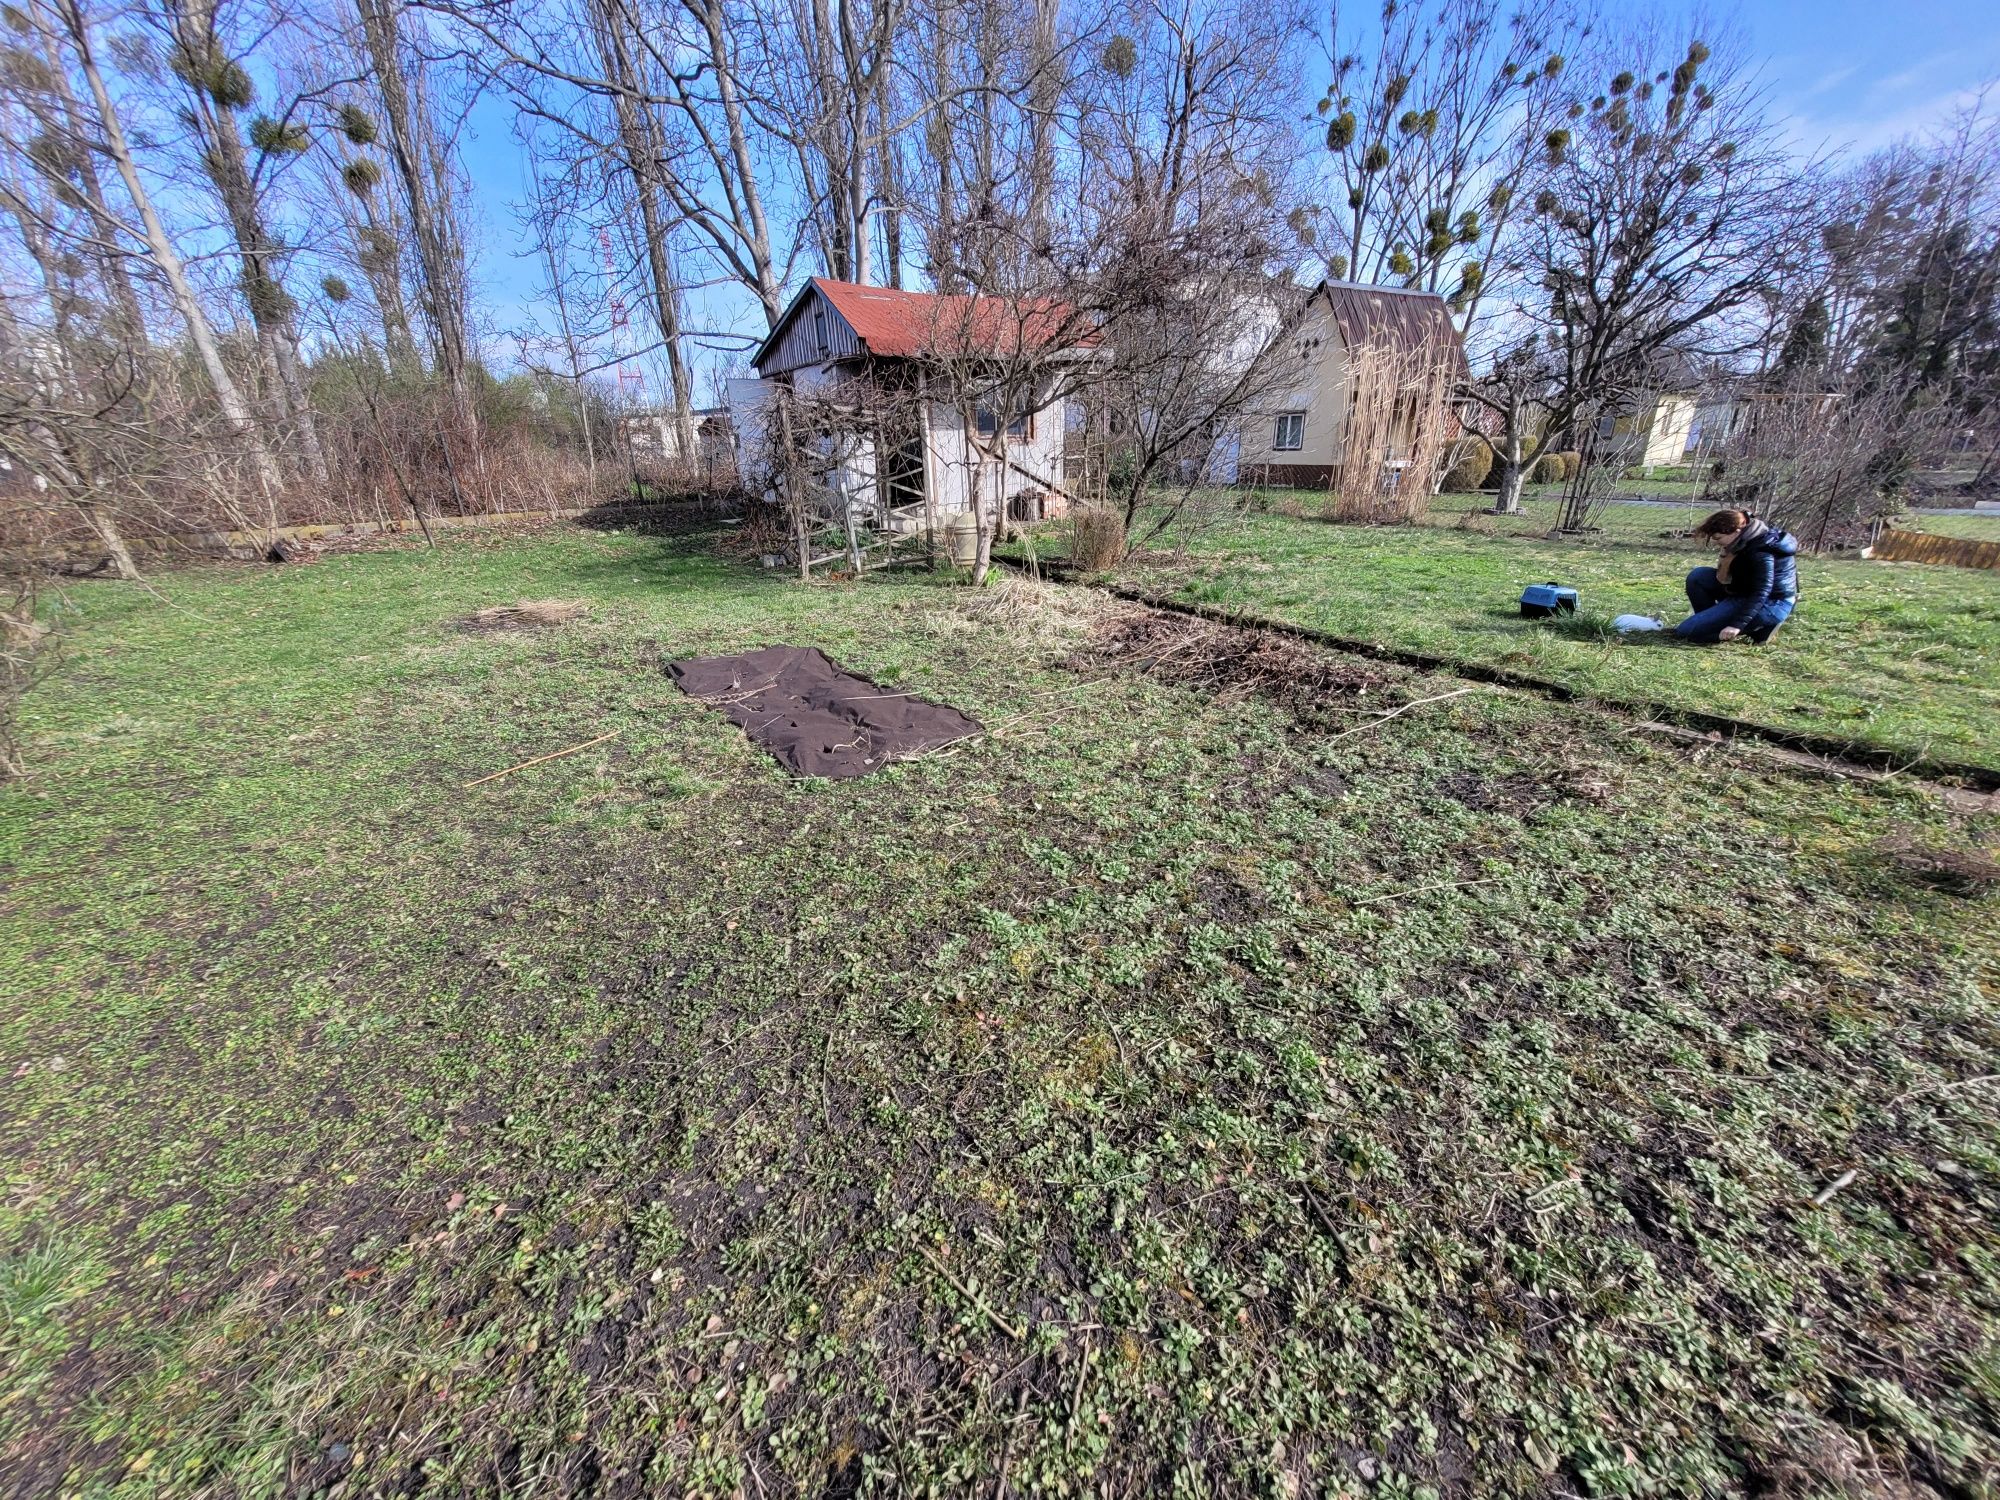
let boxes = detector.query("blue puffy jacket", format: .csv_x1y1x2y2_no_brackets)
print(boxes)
1719,527,1799,630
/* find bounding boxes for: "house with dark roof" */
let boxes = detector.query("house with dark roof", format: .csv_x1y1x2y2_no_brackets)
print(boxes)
743,277,1097,529
1235,280,1470,487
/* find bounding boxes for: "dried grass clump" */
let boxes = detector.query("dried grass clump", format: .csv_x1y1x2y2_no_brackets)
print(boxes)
944,575,1117,656
1069,505,1127,572
458,599,590,632
1067,606,1392,721
1324,341,1456,525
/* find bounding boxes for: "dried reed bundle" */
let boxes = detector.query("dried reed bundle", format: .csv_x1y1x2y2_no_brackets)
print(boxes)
1323,342,1457,525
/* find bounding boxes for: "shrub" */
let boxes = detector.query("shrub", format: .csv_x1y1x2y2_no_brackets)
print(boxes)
1440,438,1493,492
1532,452,1566,484
1557,450,1583,480
1069,505,1127,571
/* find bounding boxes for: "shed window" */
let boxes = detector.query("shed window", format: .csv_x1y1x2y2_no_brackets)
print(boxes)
1273,412,1305,451
976,406,1031,440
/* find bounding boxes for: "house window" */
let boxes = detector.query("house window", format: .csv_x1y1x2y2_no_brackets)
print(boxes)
1273,412,1305,451
813,306,829,354
976,406,1031,440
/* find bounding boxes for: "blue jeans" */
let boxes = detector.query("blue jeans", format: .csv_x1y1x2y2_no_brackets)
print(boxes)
1673,567,1794,643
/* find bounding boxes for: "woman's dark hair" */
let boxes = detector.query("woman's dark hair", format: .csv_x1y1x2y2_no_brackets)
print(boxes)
1693,508,1751,541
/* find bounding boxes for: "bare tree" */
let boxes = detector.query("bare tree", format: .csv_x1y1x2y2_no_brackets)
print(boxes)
353,0,477,440
1071,0,1311,544
159,0,330,482
1464,35,1806,518
1318,0,1575,334
583,0,696,449
777,0,903,285
16,0,284,493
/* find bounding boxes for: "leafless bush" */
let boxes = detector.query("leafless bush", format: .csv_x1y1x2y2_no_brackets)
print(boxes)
1702,376,1952,549
1068,505,1126,571
1324,343,1455,524
0,345,294,569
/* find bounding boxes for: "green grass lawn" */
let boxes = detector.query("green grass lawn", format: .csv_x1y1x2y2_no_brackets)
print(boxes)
1239,483,2000,546
3,522,1998,1496
1096,511,2000,775
1229,486,1716,543
1911,512,2000,543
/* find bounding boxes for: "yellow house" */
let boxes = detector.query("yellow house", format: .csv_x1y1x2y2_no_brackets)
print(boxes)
1236,281,1469,487
1598,392,1700,467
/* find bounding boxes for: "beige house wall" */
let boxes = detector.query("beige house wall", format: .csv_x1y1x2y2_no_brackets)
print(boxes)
1608,394,1702,467
1236,300,1352,473
1642,396,1698,466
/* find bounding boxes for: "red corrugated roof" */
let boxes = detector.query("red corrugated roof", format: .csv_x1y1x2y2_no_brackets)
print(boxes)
775,277,1096,364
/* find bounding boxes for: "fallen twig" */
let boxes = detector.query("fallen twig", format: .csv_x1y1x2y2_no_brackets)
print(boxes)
1889,1073,2000,1107
917,1242,1024,1340
1356,876,1500,906
1320,685,1484,743
1066,1336,1092,1452
464,729,621,788
994,1385,1030,1500
1812,1169,1858,1206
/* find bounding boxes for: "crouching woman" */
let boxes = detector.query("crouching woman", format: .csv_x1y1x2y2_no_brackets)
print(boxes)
1674,509,1799,644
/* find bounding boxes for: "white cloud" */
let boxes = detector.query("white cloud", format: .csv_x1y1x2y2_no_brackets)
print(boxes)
1836,82,1994,153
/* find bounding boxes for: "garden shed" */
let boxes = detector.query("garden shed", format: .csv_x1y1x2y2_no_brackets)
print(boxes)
745,278,1097,535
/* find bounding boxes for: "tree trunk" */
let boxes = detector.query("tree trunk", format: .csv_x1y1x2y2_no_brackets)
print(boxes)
170,0,330,484
875,95,902,288
1491,460,1526,514
590,0,696,456
1023,0,1059,263
80,496,140,579
355,0,477,444
31,10,146,346
61,0,285,494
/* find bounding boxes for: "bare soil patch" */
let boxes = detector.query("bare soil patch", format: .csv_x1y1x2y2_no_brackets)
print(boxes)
1880,830,2000,893
1066,605,1395,721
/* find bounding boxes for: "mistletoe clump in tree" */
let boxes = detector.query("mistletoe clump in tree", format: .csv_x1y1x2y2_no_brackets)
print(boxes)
1318,0,1573,333
1466,37,1804,516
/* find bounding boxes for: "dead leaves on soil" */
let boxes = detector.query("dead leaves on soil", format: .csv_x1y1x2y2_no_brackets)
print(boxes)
1066,607,1392,720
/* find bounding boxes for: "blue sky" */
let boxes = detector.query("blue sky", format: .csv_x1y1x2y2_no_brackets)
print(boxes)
449,0,2000,383
1745,0,2000,152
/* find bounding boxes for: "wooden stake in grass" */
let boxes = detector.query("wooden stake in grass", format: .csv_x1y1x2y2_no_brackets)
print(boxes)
464,729,621,788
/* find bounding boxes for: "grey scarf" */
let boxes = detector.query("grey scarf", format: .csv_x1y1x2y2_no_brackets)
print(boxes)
1716,516,1769,586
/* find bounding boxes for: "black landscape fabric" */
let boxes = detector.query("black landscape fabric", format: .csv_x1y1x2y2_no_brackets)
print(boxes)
669,645,982,779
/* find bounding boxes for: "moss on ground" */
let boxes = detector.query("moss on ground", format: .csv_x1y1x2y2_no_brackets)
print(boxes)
1,521,1996,1496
